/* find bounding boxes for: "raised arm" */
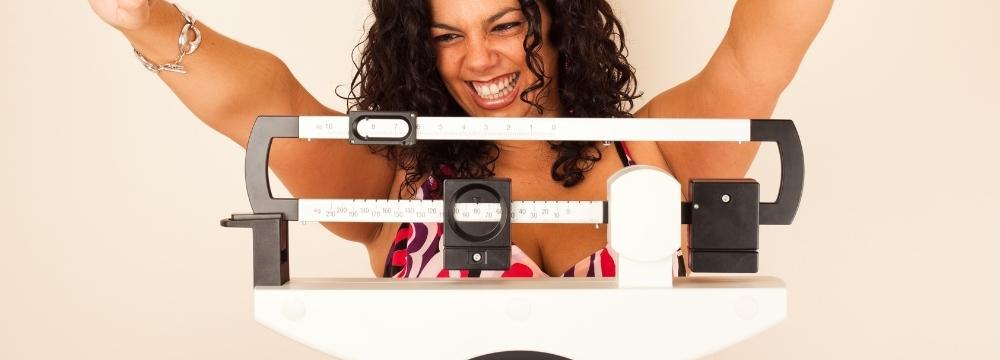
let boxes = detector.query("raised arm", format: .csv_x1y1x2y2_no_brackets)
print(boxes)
635,0,833,197
91,0,396,243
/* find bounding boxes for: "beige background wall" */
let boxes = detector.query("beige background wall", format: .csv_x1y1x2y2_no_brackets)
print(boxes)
1,0,997,358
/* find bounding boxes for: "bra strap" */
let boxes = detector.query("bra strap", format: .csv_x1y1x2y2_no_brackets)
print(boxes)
613,141,634,167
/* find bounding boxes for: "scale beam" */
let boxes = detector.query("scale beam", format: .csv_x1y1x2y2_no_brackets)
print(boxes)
299,113,752,142
243,113,802,225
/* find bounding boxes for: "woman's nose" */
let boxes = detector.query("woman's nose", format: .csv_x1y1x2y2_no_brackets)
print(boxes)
464,37,499,73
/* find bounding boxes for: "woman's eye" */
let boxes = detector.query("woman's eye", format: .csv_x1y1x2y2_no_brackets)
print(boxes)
434,34,460,43
493,21,523,33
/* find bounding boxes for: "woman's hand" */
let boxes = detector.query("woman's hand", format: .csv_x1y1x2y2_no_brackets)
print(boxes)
88,0,155,30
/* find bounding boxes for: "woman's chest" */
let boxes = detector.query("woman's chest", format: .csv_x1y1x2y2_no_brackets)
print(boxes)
500,159,621,276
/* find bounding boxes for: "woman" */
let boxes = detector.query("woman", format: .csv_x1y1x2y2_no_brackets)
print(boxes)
89,0,831,278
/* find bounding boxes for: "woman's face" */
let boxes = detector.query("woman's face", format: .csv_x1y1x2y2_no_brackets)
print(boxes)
428,0,561,117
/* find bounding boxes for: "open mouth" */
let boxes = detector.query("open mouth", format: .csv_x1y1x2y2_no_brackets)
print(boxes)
464,72,521,110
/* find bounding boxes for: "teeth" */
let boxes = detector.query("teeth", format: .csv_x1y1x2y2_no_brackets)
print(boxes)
472,73,518,99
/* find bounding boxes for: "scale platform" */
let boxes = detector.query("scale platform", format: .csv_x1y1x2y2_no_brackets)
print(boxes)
254,276,785,359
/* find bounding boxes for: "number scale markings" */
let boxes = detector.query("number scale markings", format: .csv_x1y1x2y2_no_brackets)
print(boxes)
298,200,605,224
299,116,751,142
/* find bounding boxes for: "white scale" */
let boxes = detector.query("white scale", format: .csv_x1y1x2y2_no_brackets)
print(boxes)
222,112,804,359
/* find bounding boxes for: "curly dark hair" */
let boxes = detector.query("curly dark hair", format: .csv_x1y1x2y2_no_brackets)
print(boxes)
343,0,640,198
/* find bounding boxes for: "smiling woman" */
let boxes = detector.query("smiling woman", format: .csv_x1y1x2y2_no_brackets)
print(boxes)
89,0,831,277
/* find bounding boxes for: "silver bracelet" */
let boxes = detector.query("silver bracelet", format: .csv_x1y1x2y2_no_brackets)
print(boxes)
133,3,202,74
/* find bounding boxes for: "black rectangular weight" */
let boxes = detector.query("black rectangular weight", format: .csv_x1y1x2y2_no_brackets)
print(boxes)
442,178,512,271
689,179,759,250
688,179,760,273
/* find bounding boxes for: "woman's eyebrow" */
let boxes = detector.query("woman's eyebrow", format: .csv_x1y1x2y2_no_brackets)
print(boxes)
431,22,460,32
431,7,522,31
487,7,521,23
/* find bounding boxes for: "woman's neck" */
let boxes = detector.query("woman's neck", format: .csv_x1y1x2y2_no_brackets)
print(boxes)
494,140,555,173
488,103,565,172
